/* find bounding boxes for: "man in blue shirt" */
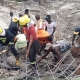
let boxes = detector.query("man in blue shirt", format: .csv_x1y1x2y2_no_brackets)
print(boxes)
8,17,21,36
0,27,19,65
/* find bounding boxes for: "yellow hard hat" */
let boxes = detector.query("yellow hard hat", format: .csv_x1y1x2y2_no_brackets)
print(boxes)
0,28,2,34
19,17,26,26
22,15,30,24
0,27,5,36
12,16,19,22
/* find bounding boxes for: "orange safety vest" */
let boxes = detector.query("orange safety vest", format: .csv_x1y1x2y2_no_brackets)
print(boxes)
37,19,44,32
22,27,26,34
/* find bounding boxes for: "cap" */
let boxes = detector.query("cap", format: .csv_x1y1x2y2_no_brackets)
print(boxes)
25,9,29,13
45,43,52,50
74,27,80,34
45,15,51,20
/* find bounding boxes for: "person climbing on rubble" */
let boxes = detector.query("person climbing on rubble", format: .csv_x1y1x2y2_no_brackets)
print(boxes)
8,16,21,36
24,9,30,18
0,27,20,65
45,15,56,42
37,36,71,63
19,16,39,68
71,27,80,58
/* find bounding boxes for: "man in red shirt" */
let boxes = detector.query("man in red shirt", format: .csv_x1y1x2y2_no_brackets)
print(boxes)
19,16,38,67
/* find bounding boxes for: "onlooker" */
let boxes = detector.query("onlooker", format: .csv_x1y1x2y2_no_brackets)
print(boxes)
10,12,13,22
71,27,80,58
45,15,56,41
25,9,30,18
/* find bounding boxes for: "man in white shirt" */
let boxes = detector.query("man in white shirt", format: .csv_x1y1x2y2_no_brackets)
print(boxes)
45,15,56,40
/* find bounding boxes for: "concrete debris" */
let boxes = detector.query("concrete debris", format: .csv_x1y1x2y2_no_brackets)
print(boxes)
0,0,80,79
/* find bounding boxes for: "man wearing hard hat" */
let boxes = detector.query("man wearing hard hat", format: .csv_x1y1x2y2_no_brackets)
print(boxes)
0,27,19,65
8,16,21,36
19,15,38,68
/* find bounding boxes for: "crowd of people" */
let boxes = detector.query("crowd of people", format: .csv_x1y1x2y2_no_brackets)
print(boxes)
0,9,80,69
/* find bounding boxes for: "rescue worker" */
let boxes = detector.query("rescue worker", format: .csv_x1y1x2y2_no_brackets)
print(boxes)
71,27,80,58
14,33,27,52
19,16,39,67
35,14,45,57
37,36,71,63
45,15,56,41
35,14,44,33
0,27,19,65
24,9,30,18
8,16,21,36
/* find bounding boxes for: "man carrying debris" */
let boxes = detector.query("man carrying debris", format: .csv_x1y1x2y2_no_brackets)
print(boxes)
8,16,21,36
0,27,19,65
45,15,56,42
71,27,80,58
37,36,71,63
19,16,38,67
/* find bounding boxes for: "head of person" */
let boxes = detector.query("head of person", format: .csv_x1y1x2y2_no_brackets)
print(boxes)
47,36,52,42
35,14,40,21
19,15,31,28
12,16,19,24
45,15,51,23
74,27,80,35
0,27,5,36
10,12,13,17
25,9,29,14
19,13,23,17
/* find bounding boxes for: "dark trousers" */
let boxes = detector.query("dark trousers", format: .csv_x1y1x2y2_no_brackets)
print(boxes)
11,47,19,57
27,39,39,62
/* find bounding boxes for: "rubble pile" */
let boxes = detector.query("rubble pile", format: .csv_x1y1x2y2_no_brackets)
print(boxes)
0,0,80,79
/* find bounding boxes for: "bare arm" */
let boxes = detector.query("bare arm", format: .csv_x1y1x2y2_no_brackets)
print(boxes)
72,34,76,46
27,35,33,51
37,47,52,63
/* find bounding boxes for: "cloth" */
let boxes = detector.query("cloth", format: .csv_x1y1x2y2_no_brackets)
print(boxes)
24,25,37,41
8,22,18,36
37,30,50,43
45,21,56,35
15,34,27,51
27,39,39,63
52,40,70,52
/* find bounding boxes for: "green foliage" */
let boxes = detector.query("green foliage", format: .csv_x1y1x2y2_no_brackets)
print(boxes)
15,0,24,2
